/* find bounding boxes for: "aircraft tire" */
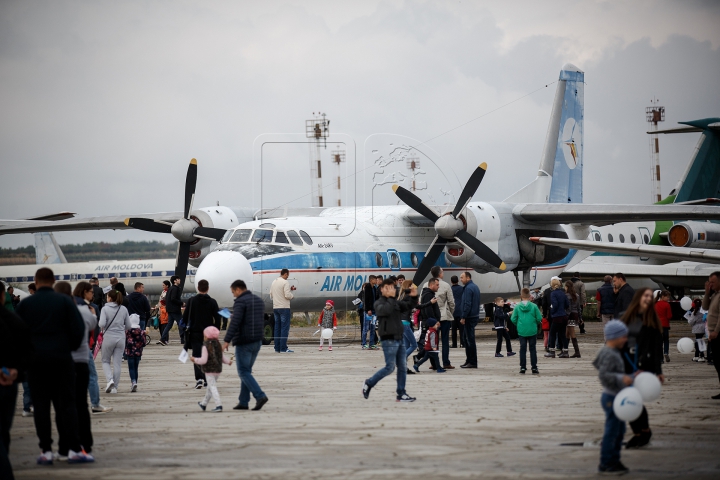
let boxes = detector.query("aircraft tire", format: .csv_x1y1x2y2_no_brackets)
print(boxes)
262,314,274,345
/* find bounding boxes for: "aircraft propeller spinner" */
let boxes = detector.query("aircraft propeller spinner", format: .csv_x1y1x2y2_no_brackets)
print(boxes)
392,162,506,286
124,159,227,288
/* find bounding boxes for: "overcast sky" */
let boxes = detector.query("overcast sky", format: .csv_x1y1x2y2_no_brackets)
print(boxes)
1,0,719,248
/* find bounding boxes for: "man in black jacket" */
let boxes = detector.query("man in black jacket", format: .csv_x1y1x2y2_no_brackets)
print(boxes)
417,279,440,367
160,276,184,345
1,282,32,479
362,278,416,402
612,273,635,318
126,282,151,330
223,280,268,411
15,267,91,464
184,280,222,389
90,277,104,310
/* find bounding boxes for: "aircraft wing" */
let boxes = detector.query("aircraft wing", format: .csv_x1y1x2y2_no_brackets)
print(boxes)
513,204,720,226
530,236,720,265
0,211,184,235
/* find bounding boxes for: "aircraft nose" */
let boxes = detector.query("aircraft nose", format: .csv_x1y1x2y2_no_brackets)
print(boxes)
195,250,254,308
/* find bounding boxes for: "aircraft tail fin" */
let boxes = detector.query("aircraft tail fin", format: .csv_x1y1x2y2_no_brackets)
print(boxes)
505,63,584,204
34,232,67,264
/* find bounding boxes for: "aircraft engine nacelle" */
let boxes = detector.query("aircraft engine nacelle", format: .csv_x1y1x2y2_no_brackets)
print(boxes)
187,206,239,266
668,222,720,249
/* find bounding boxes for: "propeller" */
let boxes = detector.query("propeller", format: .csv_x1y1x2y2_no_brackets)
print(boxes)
124,159,227,288
392,162,506,286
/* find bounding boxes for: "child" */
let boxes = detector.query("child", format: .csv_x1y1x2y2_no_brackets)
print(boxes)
125,315,146,392
318,300,338,351
593,320,633,476
510,288,542,374
493,297,515,358
412,319,445,373
685,299,706,362
191,326,232,412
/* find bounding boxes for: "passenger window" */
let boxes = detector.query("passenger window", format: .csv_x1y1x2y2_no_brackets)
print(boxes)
608,234,614,243
411,253,419,267
593,232,601,241
251,229,273,243
275,231,289,244
643,234,650,244
630,234,636,244
287,230,303,246
299,230,313,245
230,229,252,243
375,252,384,267
619,234,625,243
390,252,400,268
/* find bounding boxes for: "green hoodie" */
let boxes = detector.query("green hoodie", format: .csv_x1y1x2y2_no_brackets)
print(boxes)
510,300,542,337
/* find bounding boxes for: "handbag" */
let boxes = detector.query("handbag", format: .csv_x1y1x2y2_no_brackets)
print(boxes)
93,306,120,359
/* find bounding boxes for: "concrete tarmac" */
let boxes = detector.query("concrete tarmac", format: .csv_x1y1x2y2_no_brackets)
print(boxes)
9,321,720,479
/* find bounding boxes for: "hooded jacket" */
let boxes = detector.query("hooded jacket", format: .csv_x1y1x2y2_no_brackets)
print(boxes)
510,300,542,337
126,291,152,323
420,287,441,321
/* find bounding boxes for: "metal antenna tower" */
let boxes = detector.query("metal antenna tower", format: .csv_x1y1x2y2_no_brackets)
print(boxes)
406,157,421,191
646,98,665,203
331,148,345,206
305,112,330,207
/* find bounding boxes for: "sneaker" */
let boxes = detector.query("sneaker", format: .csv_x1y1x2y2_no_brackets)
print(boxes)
598,462,629,475
699,357,706,362
211,406,223,412
362,345,369,350
131,383,138,392
37,451,53,465
507,351,516,357
198,402,207,411
396,393,416,403
519,368,526,374
194,380,203,390
626,431,651,449
664,354,670,363
531,368,539,375
362,380,372,399
54,452,68,462
495,353,503,358
413,364,420,373
67,449,94,464
110,388,117,394
319,347,323,351
283,349,294,353
406,368,416,375
22,409,33,417
692,357,699,362
544,351,555,358
328,347,332,351
203,380,207,387
252,396,269,411
105,381,115,393
92,404,113,414
436,368,446,373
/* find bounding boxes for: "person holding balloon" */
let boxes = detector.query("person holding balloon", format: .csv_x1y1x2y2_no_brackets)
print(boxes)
620,288,665,449
318,300,338,351
701,273,720,398
685,299,706,362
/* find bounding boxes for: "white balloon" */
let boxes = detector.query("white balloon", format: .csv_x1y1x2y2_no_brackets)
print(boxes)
613,387,644,422
677,337,695,354
321,328,334,339
679,297,693,311
634,372,662,402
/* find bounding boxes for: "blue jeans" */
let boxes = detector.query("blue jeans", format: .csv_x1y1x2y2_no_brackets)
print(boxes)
273,308,291,352
366,339,406,395
162,312,184,343
600,393,626,467
362,316,377,347
463,317,479,366
127,356,141,384
235,341,266,407
22,381,32,411
440,321,452,366
518,335,537,370
87,350,100,407
402,323,417,358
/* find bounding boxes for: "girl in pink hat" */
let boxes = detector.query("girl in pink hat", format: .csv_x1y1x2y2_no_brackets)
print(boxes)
191,326,232,412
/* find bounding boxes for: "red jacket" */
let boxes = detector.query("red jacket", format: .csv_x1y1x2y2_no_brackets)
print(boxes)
424,329,439,351
655,300,672,328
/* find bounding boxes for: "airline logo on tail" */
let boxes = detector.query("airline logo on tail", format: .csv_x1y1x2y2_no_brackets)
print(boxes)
562,118,580,169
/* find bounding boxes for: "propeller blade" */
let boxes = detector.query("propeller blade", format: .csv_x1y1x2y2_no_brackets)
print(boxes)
124,218,173,234
175,241,191,289
392,185,439,222
412,236,448,286
455,229,506,271
194,226,227,241
184,159,198,219
452,163,487,218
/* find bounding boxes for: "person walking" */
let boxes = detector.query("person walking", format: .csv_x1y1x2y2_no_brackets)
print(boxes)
418,279,441,368
654,290,673,363
361,276,377,349
510,288,542,374
544,278,569,359
571,273,587,334
223,280,268,411
126,282,151,331
412,319,445,373
183,280,222,389
270,268,295,353
596,275,615,325
565,280,581,358
613,273,635,318
427,267,455,369
160,276,184,346
155,280,170,338
621,288,665,449
685,299,706,362
0,281,31,479
397,280,419,374
125,316,145,392
90,277,104,310
318,300,338,351
450,276,465,348
15,267,92,465
99,290,131,394
701,272,720,399
362,278,416,402
459,272,481,369
492,297,515,358
193,326,232,412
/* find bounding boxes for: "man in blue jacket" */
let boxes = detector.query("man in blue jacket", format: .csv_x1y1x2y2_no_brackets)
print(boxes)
451,275,465,348
223,280,268,411
459,272,481,368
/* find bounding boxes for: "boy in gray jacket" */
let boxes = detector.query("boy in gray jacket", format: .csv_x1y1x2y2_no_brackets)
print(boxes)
592,320,633,476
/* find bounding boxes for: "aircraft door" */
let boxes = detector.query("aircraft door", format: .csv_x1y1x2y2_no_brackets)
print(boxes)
638,227,651,261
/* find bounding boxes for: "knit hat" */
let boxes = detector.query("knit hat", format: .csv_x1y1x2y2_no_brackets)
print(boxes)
426,318,438,328
604,320,628,341
204,326,220,340
325,300,334,306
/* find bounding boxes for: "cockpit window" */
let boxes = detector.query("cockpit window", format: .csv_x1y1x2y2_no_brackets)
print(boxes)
299,230,313,245
229,229,252,243
251,229,273,243
221,230,233,243
287,230,303,246
275,231,289,244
